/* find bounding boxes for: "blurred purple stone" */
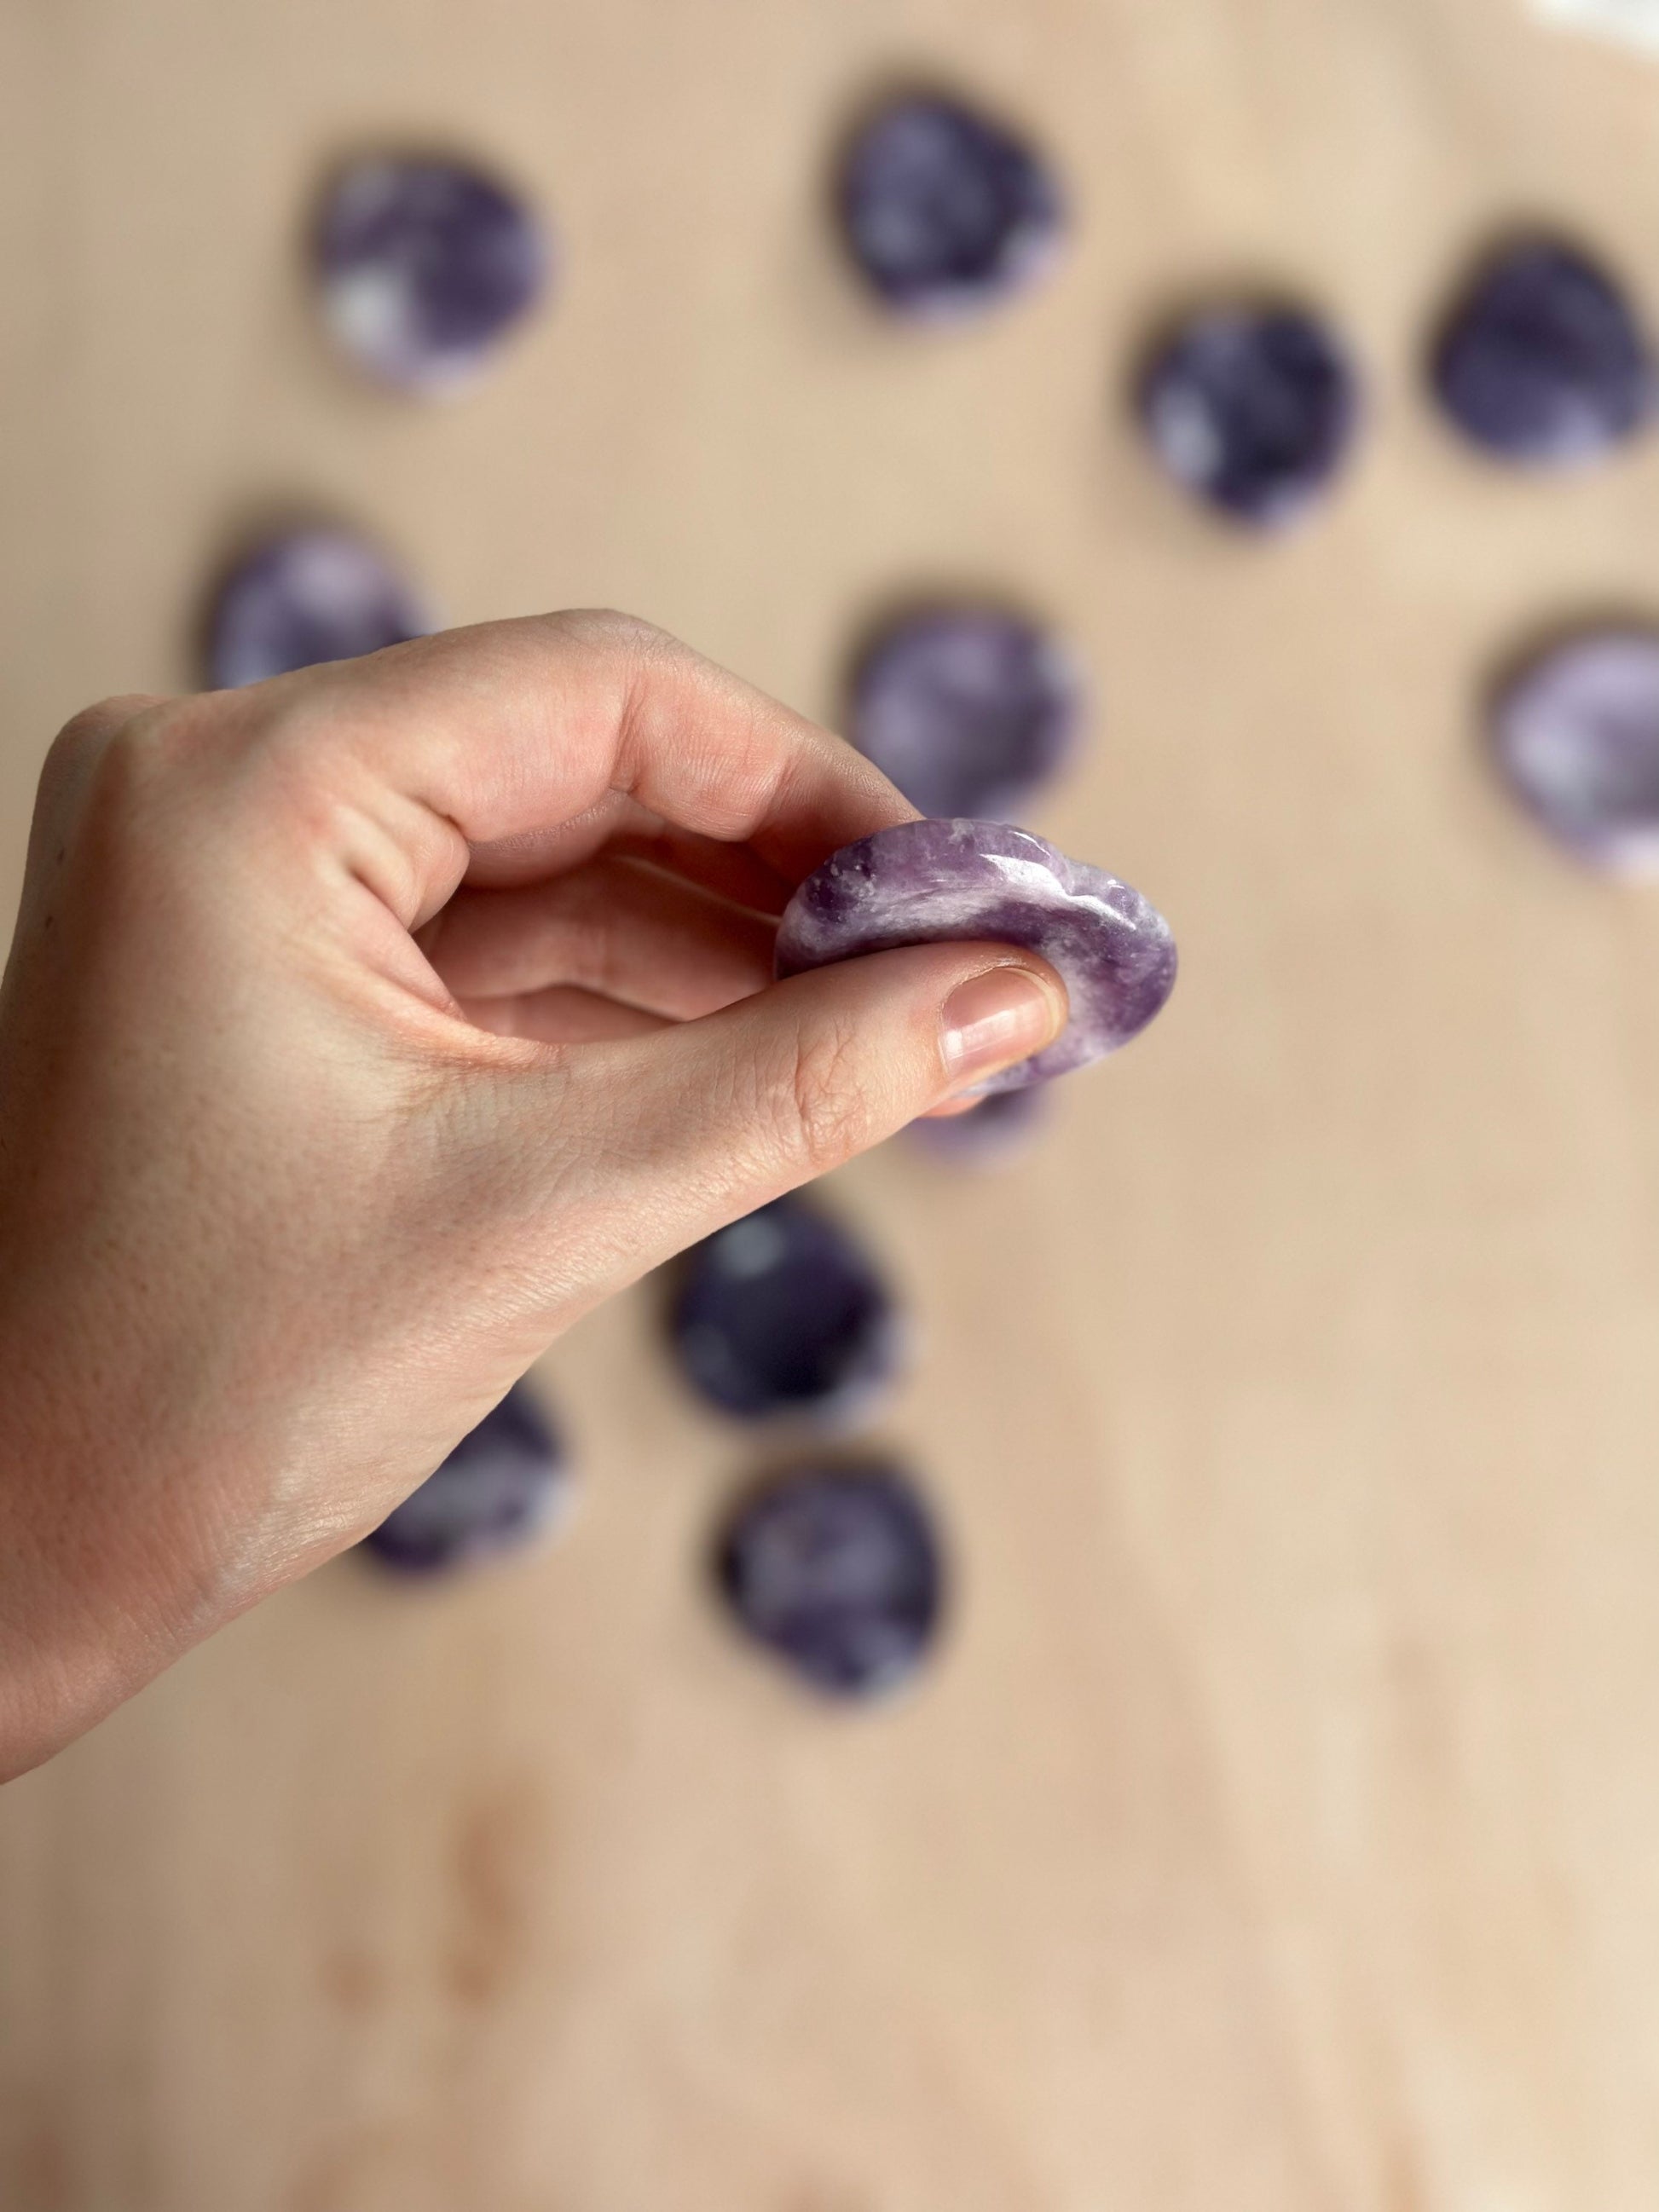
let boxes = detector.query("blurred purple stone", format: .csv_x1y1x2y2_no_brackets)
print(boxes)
315,153,549,392
1431,239,1653,465
671,1198,902,1427
776,818,1176,1093
1137,303,1361,527
715,1461,945,1698
908,1083,1049,1165
205,526,432,689
1490,629,1659,871
848,606,1081,820
835,91,1063,317
360,1383,571,1575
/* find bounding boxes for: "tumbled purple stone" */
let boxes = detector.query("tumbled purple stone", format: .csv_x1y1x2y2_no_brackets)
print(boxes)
848,606,1081,819
907,1082,1049,1164
835,91,1062,316
360,1383,570,1575
1137,303,1361,526
715,1461,945,1698
671,1197,902,1426
1431,239,1653,465
1489,628,1659,870
776,818,1176,1093
205,526,432,689
314,153,549,392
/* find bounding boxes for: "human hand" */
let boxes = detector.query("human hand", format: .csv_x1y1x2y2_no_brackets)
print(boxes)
0,612,1066,1776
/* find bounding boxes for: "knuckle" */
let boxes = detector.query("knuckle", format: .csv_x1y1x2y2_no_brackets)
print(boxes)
44,693,153,782
80,700,196,807
558,606,670,662
49,698,126,765
40,695,188,828
771,1016,876,1176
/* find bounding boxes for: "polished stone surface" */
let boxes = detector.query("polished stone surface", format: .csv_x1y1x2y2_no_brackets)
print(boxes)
714,1460,945,1698
835,90,1062,316
1490,628,1659,870
315,153,549,392
776,818,1176,1091
1431,238,1654,465
670,1197,902,1425
847,604,1081,819
1137,303,1360,526
205,526,431,688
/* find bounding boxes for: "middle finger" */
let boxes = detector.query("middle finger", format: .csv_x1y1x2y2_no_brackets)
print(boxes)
420,852,777,1022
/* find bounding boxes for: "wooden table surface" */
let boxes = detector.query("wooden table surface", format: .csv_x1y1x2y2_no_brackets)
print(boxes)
6,1,1659,2205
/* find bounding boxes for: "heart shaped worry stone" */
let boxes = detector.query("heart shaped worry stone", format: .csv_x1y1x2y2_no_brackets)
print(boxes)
205,526,431,688
669,1197,903,1427
315,153,549,393
1136,302,1361,527
835,90,1062,318
775,818,1176,1092
847,604,1081,820
1431,238,1653,465
1490,627,1659,870
714,1460,945,1699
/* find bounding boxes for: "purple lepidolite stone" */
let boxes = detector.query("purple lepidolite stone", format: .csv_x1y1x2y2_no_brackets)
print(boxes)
670,1197,902,1427
1431,238,1654,465
775,818,1176,1092
360,1383,571,1575
835,91,1063,317
847,604,1081,820
1136,303,1361,527
715,1460,945,1698
314,153,549,393
205,526,432,688
1489,628,1659,870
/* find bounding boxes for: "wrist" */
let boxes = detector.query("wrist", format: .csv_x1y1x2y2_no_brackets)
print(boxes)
0,1316,221,1780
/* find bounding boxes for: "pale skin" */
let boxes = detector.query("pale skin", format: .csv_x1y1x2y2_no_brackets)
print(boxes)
0,610,1066,1781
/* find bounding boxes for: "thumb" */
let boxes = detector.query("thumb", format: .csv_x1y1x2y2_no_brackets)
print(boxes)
567,941,1067,1259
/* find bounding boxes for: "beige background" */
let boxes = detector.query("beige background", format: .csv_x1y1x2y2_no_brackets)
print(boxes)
6,0,1659,2205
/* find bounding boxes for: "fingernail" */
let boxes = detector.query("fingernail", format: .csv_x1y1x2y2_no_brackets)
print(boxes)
939,965,1066,1089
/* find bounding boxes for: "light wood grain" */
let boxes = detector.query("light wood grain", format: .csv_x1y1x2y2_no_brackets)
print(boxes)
5,0,1659,2204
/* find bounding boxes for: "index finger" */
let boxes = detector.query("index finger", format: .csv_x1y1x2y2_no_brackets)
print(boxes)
242,609,918,914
